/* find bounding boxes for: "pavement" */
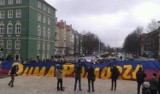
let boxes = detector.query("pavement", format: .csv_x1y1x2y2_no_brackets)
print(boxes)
0,76,138,94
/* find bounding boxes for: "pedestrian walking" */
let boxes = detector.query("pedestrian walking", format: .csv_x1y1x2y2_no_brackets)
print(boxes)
8,64,18,87
149,73,158,94
110,65,120,90
56,64,64,91
74,64,82,91
87,65,95,92
136,67,146,94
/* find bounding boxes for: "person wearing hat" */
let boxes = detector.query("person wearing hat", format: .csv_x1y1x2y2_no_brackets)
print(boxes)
56,64,64,91
8,64,18,87
136,67,146,94
149,73,158,94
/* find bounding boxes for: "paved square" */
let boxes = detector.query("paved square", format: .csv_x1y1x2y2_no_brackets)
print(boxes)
0,76,137,94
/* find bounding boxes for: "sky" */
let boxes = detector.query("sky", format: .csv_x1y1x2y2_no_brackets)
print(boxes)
46,0,160,47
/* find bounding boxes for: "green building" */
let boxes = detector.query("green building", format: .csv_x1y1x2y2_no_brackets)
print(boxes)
0,0,56,60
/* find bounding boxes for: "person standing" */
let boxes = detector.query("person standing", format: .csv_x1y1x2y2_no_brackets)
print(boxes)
110,65,120,90
87,65,95,92
8,64,18,87
149,73,158,94
74,64,82,91
136,67,146,94
56,64,64,91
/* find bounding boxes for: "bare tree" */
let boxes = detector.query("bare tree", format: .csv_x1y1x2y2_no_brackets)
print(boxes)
147,19,159,32
123,26,143,54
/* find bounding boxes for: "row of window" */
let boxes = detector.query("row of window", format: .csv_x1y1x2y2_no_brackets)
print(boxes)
0,9,22,19
38,13,51,25
0,40,21,49
37,25,50,39
37,41,50,51
38,1,51,14
0,22,21,34
0,0,22,5
0,40,51,51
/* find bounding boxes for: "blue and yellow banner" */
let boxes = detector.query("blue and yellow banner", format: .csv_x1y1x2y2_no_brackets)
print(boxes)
1,60,160,80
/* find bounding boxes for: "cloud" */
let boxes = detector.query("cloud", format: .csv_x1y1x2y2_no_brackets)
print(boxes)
46,0,160,47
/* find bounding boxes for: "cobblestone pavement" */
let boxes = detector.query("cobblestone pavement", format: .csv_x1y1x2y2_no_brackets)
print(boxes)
0,76,137,94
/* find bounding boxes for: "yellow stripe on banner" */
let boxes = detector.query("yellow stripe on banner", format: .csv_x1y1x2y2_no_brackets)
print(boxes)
22,67,29,76
94,67,100,78
117,66,123,79
28,67,34,76
81,67,85,77
101,67,108,79
33,67,40,76
39,67,46,76
62,64,74,77
45,66,55,77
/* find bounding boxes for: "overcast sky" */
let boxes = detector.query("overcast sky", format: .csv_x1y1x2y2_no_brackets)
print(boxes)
46,0,160,47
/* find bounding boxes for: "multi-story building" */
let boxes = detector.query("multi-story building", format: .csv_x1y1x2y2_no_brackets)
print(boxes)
145,28,160,58
0,0,56,60
55,20,66,56
55,20,83,56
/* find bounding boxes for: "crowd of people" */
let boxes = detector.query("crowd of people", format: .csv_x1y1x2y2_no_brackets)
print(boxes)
136,66,160,94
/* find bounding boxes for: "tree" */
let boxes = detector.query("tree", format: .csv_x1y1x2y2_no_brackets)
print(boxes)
147,19,159,32
123,26,143,55
81,31,106,55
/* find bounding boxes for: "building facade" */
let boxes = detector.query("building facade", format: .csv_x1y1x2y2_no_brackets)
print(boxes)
0,0,56,60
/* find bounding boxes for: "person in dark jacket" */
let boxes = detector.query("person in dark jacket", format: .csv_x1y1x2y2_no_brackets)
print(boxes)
8,64,18,87
87,65,95,92
110,65,120,90
136,67,146,94
74,64,82,91
149,73,158,94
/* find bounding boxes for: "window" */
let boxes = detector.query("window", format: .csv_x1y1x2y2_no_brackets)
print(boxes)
16,0,22,4
48,28,50,39
43,15,46,23
7,23,13,34
8,10,13,18
38,13,41,22
14,54,20,60
0,23,4,34
16,9,22,18
48,18,51,25
43,5,46,11
7,40,12,49
37,25,41,36
0,10,5,19
43,27,46,38
0,0,5,5
37,41,40,50
15,22,21,34
8,0,13,4
47,42,50,50
15,40,21,49
48,8,50,13
47,53,49,59
38,2,41,9
0,40,4,49
42,42,45,50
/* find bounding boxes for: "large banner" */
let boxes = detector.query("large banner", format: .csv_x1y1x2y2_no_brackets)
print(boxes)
1,60,160,80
